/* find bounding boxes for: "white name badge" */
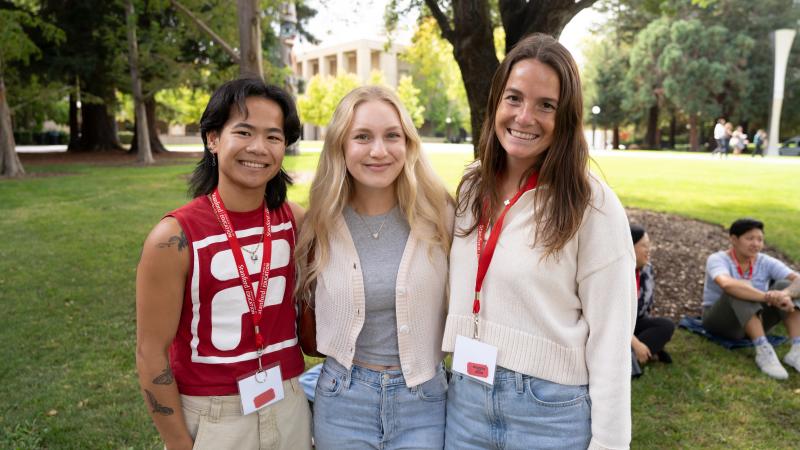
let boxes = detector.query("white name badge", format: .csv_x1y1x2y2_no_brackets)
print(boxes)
452,335,498,385
237,363,284,415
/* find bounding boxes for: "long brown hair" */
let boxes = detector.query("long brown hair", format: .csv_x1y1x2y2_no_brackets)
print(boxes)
456,33,591,257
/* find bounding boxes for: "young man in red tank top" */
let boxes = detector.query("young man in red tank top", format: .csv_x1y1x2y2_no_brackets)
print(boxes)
136,78,310,449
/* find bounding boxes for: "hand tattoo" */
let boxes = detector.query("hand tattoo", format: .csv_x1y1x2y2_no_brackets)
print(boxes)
145,389,174,416
152,366,174,385
157,231,188,251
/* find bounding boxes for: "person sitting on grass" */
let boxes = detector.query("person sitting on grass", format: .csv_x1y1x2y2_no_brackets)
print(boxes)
630,224,675,370
702,218,800,380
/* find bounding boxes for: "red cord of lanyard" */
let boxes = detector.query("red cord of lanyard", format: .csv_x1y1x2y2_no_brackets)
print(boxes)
209,189,273,371
729,248,754,280
473,171,539,339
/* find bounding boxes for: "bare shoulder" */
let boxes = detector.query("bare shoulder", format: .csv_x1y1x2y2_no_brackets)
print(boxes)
139,217,190,275
145,217,188,252
288,201,306,229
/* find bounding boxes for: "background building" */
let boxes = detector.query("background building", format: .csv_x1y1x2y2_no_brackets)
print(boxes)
293,38,410,140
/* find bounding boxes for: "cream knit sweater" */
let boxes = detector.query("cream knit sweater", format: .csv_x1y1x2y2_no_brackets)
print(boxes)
315,207,453,387
442,175,636,450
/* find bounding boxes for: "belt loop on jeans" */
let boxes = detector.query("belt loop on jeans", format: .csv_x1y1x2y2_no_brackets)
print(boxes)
515,371,524,394
344,363,353,389
209,396,222,422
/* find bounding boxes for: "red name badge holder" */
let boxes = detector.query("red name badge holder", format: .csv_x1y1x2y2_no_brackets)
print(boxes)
453,172,538,386
208,189,285,415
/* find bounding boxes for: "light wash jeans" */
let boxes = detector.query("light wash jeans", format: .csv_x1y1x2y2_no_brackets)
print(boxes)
313,358,447,449
444,366,591,450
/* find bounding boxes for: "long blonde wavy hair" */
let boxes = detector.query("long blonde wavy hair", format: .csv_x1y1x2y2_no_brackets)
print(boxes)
295,85,453,303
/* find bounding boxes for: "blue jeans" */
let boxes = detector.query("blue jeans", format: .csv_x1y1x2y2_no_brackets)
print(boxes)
445,367,591,450
313,358,447,449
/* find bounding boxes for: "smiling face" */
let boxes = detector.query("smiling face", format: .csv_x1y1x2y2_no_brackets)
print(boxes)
634,232,651,269
208,97,285,198
730,228,764,261
344,100,407,198
494,58,560,171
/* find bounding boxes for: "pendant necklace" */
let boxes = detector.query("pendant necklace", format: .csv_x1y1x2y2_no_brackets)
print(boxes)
241,237,263,262
356,209,390,240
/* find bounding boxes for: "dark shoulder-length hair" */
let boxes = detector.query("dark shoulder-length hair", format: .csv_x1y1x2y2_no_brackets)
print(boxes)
188,78,301,209
456,33,591,257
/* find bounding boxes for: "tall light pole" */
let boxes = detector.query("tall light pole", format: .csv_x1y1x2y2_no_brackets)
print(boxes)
767,29,796,156
280,2,299,154
591,105,601,150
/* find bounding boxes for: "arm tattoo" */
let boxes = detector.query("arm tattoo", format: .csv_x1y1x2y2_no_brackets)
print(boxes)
157,231,188,251
152,366,174,385
145,389,174,416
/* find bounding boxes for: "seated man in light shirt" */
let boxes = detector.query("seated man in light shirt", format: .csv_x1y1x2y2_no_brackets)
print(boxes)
702,218,800,379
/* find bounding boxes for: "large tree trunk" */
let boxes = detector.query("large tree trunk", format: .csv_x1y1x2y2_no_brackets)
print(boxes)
0,71,25,177
645,104,658,149
612,125,619,150
68,92,80,148
426,0,598,157
688,114,699,151
71,101,123,151
126,0,154,164
668,114,676,149
132,97,168,154
238,0,263,79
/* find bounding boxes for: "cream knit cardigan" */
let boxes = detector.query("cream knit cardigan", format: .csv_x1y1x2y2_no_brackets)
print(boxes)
315,206,453,387
443,175,636,450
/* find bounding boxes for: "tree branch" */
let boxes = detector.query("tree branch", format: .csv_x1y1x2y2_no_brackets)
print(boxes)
423,0,454,42
170,0,240,64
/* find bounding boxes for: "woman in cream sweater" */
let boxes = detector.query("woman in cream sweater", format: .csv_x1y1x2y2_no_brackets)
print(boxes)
442,34,636,450
296,85,453,449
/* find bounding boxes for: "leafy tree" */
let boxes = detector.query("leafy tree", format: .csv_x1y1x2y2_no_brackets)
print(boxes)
155,87,210,126
1,1,63,176
390,0,599,154
625,17,672,148
396,74,425,128
38,0,127,152
659,19,753,150
583,37,629,149
297,73,360,130
402,16,469,135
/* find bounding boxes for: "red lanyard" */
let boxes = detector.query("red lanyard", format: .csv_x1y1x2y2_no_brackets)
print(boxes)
729,248,754,280
473,171,538,337
635,269,641,296
209,189,272,351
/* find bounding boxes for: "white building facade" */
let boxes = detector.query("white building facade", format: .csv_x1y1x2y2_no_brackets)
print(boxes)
293,38,410,140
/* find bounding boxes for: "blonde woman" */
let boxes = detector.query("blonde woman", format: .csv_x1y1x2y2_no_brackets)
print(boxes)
296,85,453,449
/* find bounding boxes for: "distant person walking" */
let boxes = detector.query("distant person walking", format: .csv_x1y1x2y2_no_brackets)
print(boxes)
712,118,727,156
752,129,767,157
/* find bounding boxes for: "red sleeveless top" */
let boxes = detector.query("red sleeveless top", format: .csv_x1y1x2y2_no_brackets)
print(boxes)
167,196,304,396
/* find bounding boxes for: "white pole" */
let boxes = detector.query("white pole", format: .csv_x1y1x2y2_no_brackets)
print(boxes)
767,29,796,156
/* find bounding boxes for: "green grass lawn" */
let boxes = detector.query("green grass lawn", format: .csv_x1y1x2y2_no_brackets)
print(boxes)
1,149,799,448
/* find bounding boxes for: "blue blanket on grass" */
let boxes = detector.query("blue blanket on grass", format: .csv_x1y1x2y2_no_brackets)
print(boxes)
678,316,787,349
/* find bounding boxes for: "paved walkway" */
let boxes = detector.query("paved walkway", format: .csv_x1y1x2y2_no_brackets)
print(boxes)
15,144,800,164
